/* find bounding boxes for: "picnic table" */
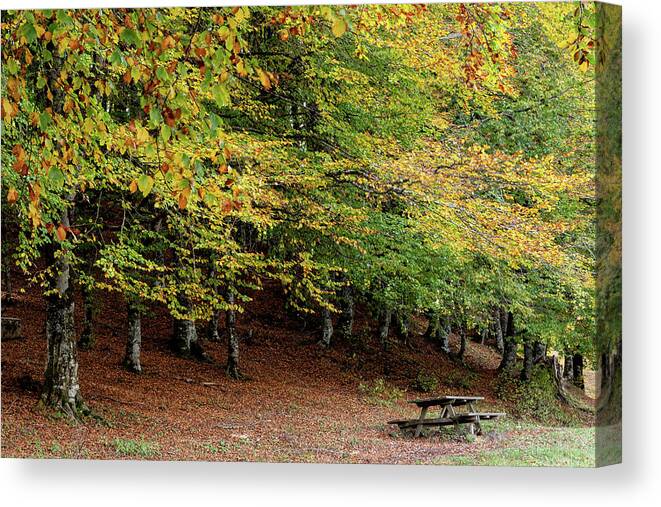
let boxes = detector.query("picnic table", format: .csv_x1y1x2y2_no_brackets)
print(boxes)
388,395,505,438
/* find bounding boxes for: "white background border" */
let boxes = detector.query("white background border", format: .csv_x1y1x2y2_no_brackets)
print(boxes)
2,0,659,505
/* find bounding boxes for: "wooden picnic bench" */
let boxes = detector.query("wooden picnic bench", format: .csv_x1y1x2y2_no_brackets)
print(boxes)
388,395,505,437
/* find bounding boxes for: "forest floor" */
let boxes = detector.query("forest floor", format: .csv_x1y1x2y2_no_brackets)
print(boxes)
1,276,595,465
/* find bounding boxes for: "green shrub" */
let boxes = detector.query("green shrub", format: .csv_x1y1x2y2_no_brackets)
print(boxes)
411,371,439,393
445,370,478,390
359,378,405,407
495,366,573,424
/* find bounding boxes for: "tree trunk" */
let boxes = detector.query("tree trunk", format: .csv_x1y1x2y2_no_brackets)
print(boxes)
498,312,517,371
318,305,333,347
78,284,95,350
563,353,574,380
336,283,354,341
378,308,391,350
520,342,534,382
124,303,142,373
394,312,410,345
225,288,241,379
494,309,504,353
423,311,438,341
573,353,584,388
455,327,468,362
207,310,221,342
41,208,85,417
438,318,451,354
171,296,206,360
532,341,546,364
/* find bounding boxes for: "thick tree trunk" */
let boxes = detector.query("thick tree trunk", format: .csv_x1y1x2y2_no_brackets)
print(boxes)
563,353,574,380
498,312,517,371
336,283,354,340
520,342,534,382
225,289,241,379
318,305,333,347
207,310,221,342
171,296,206,360
41,208,85,417
124,303,142,373
532,341,546,364
78,284,95,350
573,353,584,388
438,318,451,354
378,308,392,350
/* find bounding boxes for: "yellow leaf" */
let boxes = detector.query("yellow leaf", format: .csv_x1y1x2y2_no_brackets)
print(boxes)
129,179,138,193
332,17,347,37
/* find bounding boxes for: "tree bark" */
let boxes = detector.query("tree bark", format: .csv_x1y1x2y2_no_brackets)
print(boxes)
455,327,468,362
438,318,451,354
336,283,354,341
171,296,206,360
563,352,574,380
78,284,95,350
318,305,334,348
498,311,517,371
520,342,534,382
124,303,142,373
41,207,85,417
423,311,438,341
207,310,221,342
394,312,410,345
494,309,504,353
532,341,546,364
378,307,392,350
225,288,242,379
573,353,584,388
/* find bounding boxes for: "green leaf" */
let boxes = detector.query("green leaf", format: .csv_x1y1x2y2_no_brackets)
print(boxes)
120,28,141,48
137,174,154,196
48,166,65,189
39,112,51,131
160,124,171,142
211,83,230,108
6,59,19,75
21,23,38,43
156,66,169,83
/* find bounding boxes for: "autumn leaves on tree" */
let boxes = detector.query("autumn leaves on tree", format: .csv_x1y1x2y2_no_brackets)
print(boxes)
1,3,598,417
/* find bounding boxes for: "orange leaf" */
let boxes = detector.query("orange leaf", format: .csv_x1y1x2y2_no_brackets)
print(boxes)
56,224,67,241
129,179,138,193
7,187,18,204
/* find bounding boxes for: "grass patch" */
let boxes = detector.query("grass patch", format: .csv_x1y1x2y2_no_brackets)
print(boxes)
111,438,160,458
434,426,595,467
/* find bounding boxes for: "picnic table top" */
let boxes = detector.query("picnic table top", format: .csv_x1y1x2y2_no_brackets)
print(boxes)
408,395,484,407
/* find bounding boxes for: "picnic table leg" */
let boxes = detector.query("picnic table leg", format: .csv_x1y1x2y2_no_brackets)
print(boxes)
414,406,428,438
468,402,482,436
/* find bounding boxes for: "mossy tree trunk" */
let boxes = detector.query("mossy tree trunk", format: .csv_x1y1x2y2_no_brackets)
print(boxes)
563,352,574,380
78,284,95,350
378,307,391,350
171,296,206,360
498,311,517,371
207,310,221,342
336,282,354,341
520,341,534,382
41,207,86,418
225,288,242,379
318,304,333,348
124,302,142,373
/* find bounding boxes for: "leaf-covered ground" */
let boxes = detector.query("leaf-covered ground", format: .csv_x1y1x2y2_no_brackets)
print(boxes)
1,277,594,465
